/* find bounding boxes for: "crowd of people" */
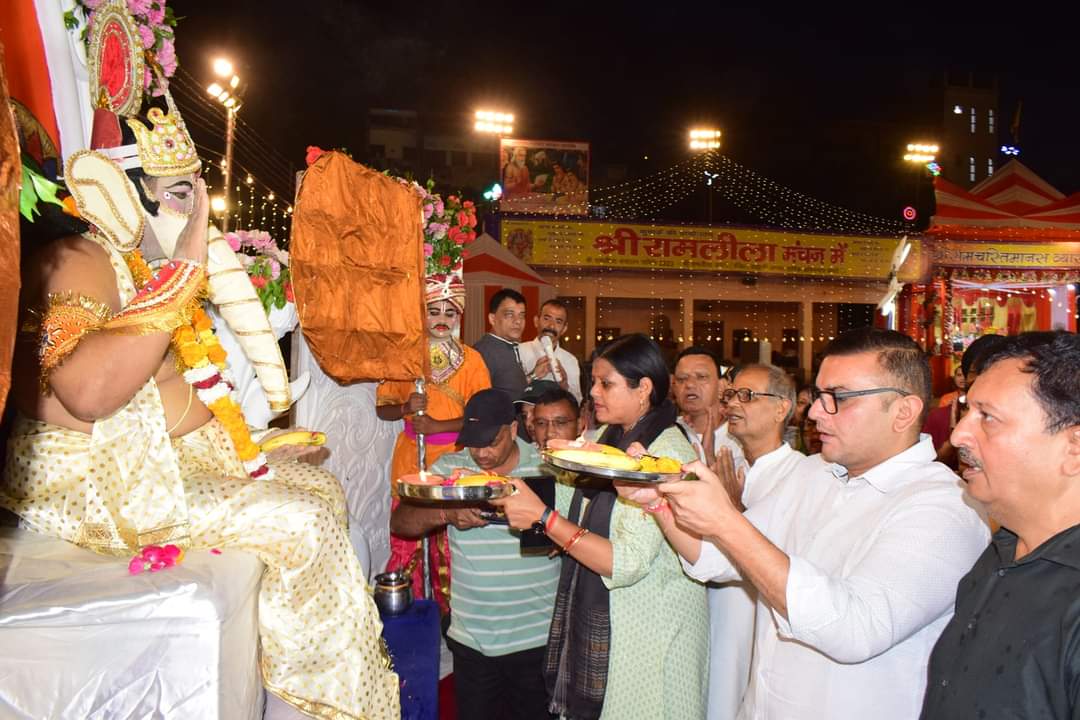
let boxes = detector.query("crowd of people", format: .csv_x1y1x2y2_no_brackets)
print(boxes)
373,279,1080,720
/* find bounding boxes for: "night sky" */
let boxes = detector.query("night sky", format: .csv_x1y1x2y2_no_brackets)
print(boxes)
173,2,1080,227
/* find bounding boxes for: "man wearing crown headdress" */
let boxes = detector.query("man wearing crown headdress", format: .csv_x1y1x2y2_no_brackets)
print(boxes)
376,267,491,613
0,4,400,717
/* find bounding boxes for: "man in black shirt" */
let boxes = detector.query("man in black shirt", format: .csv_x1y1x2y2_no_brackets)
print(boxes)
473,288,529,401
921,331,1080,719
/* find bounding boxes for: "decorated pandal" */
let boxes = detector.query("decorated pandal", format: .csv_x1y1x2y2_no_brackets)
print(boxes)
896,159,1079,390
2,3,1080,720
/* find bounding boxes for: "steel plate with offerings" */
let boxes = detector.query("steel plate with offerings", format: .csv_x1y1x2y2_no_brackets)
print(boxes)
397,471,514,502
542,439,689,484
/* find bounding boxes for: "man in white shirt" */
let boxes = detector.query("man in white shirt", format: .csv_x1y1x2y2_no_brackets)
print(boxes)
657,328,990,719
517,299,582,402
659,359,804,719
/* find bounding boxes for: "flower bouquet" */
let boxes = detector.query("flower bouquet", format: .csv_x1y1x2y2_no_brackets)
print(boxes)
224,229,294,315
419,179,478,275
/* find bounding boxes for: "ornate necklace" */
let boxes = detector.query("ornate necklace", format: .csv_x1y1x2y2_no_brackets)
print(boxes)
125,249,272,480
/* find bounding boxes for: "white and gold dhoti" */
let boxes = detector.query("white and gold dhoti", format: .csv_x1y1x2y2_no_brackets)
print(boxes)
2,409,401,720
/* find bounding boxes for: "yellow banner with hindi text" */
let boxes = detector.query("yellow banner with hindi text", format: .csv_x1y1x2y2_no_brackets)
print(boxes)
501,219,920,281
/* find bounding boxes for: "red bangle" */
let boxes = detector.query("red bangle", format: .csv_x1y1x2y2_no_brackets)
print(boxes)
562,527,590,554
545,509,559,532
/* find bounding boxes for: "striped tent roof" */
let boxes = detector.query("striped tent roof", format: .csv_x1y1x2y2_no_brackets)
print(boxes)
929,160,1080,239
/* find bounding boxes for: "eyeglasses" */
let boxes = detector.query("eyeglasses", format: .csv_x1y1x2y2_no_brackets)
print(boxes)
810,386,911,415
721,388,785,404
532,417,577,430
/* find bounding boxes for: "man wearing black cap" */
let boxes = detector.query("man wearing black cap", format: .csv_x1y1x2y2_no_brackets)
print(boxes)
390,389,561,720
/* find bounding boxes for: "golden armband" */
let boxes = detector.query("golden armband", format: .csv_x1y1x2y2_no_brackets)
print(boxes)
28,293,114,392
103,259,207,335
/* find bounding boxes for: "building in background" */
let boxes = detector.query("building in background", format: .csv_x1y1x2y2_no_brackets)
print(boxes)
941,72,1000,189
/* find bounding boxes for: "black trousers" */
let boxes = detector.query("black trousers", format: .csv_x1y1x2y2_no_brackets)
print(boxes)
446,636,554,720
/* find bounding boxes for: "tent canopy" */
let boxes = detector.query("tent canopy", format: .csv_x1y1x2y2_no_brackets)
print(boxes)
462,233,553,345
930,160,1080,240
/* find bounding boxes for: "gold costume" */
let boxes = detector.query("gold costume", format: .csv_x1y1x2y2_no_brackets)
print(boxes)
2,234,400,720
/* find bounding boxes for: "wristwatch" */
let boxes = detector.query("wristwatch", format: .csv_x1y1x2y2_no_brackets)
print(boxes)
532,507,554,534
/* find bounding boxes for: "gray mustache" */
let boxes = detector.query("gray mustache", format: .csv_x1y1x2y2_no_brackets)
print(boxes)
958,448,981,469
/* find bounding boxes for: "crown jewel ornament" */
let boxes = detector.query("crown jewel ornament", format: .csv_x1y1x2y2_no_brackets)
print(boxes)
125,102,201,177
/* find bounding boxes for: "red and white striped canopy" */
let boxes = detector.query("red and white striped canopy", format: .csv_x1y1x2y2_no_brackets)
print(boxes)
930,160,1080,239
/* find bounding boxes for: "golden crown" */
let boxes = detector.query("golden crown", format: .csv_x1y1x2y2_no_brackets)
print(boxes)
126,105,201,177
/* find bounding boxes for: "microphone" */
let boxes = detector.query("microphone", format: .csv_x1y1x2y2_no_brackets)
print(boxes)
540,335,563,382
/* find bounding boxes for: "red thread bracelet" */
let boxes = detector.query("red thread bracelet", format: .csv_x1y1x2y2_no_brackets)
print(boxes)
545,509,559,532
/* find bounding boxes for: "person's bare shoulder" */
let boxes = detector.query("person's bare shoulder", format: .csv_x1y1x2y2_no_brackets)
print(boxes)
28,235,121,313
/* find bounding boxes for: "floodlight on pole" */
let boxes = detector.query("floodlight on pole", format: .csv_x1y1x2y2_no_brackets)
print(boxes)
473,109,514,135
903,142,939,164
689,128,722,151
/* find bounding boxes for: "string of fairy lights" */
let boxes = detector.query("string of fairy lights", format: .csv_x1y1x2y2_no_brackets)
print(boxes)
169,70,297,241
505,149,903,359
162,71,925,362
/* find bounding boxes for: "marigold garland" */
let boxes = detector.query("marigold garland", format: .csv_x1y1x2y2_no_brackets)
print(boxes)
124,249,272,480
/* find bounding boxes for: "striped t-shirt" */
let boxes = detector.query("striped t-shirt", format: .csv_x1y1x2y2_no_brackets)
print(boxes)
433,438,561,657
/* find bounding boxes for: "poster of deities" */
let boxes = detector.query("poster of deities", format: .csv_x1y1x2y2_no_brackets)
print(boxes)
499,138,590,215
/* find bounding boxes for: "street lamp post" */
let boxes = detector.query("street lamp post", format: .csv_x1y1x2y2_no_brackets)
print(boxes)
902,142,939,227
473,109,515,230
206,58,242,232
689,128,722,225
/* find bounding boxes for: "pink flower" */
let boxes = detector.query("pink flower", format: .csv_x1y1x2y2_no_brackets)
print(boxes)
428,222,448,240
463,200,475,209
156,38,175,67
423,243,434,258
422,202,434,222
225,232,242,252
434,199,444,217
147,3,165,25
143,67,153,90
210,548,222,555
129,543,183,575
269,259,281,280
448,195,459,205
137,23,155,49
305,146,326,166
127,0,152,16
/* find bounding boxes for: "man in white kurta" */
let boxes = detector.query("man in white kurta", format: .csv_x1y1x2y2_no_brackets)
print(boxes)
655,329,990,719
674,356,803,719
517,299,582,402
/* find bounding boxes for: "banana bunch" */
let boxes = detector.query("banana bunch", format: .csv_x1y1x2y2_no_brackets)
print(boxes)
259,430,327,453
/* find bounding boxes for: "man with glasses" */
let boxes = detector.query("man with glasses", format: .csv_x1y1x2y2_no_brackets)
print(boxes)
687,362,807,720
531,387,586,450
651,328,989,719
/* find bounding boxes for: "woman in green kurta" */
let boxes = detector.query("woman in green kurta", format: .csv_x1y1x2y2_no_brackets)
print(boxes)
497,334,707,719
